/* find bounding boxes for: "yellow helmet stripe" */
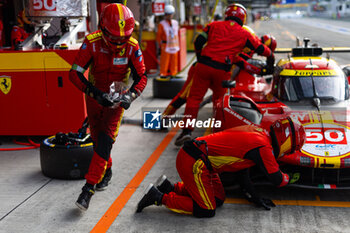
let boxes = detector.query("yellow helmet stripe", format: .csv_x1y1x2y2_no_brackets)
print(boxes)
117,4,125,36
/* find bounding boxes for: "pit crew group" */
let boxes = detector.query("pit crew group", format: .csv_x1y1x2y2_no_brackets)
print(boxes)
68,3,307,218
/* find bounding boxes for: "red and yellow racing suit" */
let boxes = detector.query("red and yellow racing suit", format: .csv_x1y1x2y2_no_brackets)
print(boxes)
69,30,147,185
162,62,197,117
11,25,29,48
162,125,289,217
183,20,273,130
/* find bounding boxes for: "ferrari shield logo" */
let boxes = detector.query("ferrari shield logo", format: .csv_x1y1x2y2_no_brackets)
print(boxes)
0,76,11,95
119,20,125,29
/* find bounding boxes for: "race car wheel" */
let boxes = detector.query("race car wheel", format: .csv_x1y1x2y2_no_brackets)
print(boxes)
153,76,186,99
40,133,93,180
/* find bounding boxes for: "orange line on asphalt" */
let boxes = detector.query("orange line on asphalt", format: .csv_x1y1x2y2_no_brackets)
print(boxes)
284,30,296,40
225,198,350,208
91,127,179,233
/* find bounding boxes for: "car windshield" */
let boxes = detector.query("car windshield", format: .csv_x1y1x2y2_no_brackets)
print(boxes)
280,69,349,101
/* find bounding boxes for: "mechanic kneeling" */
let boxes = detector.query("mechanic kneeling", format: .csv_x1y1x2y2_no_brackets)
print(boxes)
137,117,306,217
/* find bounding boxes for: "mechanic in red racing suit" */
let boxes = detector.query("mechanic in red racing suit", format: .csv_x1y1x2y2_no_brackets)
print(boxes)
161,30,277,122
69,3,147,211
174,3,275,146
137,117,306,217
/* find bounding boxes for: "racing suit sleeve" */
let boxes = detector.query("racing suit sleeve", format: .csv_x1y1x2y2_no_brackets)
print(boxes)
234,55,262,75
244,32,273,58
194,25,209,59
244,146,289,187
128,42,147,96
69,38,93,93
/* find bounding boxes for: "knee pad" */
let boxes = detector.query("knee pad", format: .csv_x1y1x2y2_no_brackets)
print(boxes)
95,132,114,161
193,200,215,218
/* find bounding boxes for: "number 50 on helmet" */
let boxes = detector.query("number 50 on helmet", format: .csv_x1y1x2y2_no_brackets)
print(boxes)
99,3,135,52
270,117,306,158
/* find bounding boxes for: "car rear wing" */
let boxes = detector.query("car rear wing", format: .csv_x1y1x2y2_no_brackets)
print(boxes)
275,47,350,56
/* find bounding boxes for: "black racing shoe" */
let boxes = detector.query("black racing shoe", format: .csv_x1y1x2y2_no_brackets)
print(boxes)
174,129,192,147
155,175,174,194
96,168,112,191
75,184,95,211
136,184,163,213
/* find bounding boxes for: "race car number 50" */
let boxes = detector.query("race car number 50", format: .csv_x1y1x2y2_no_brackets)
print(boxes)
33,0,56,11
306,128,347,144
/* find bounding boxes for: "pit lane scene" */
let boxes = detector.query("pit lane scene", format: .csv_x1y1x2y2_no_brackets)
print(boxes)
1,0,350,232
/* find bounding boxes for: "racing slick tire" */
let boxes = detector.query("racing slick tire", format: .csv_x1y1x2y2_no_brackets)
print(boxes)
153,76,186,99
40,134,93,180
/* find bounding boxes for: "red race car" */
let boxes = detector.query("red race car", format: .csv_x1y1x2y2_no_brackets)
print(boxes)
215,39,350,188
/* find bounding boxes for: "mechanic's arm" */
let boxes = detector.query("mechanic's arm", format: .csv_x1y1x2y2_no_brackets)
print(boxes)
244,35,275,74
155,23,164,56
235,54,262,75
121,42,147,110
244,146,289,187
69,39,113,107
194,26,209,59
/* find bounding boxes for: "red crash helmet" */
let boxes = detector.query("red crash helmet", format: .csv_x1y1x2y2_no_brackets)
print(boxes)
261,34,277,52
100,3,135,51
224,3,247,26
270,117,306,158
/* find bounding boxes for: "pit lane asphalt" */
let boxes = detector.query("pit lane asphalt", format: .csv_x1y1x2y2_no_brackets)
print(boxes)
1,18,350,233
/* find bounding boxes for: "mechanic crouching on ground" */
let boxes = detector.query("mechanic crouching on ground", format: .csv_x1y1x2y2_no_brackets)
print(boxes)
137,117,306,217
174,3,275,146
69,3,147,211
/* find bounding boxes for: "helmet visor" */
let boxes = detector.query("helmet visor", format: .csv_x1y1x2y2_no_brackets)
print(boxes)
102,28,128,45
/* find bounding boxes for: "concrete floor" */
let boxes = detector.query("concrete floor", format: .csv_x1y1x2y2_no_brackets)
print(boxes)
1,18,350,233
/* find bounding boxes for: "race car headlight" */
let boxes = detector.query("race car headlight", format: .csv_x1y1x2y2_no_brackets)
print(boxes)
300,156,312,166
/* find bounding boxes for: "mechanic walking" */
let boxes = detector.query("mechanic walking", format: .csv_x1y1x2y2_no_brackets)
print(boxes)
156,4,179,78
175,3,275,146
137,117,306,217
69,3,147,211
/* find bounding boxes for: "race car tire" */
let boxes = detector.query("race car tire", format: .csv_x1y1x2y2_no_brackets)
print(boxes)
40,135,93,180
153,76,186,99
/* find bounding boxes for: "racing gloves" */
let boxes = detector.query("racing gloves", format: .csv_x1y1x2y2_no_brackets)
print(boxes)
120,91,137,110
260,55,275,76
85,85,114,107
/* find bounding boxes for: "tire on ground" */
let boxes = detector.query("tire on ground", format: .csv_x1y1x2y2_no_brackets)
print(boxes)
40,135,93,180
153,76,186,99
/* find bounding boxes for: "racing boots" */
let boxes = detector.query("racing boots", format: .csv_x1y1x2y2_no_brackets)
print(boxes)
174,129,192,147
155,175,174,194
76,184,95,211
136,184,163,213
96,168,112,191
